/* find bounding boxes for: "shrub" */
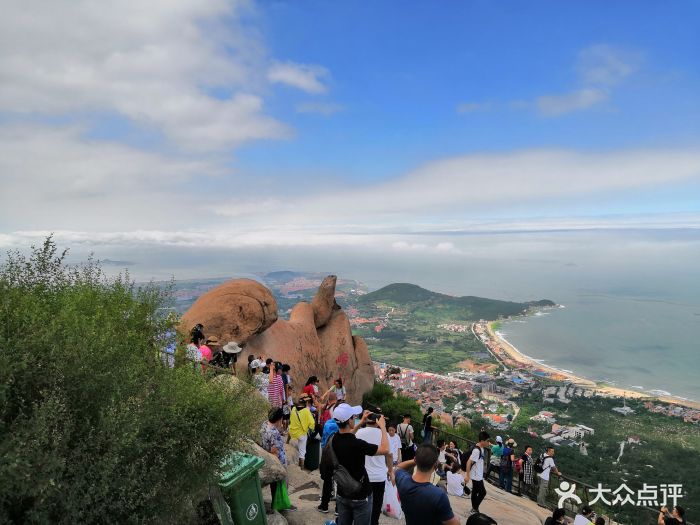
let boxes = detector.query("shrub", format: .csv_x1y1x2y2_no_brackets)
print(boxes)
0,238,267,523
363,382,421,426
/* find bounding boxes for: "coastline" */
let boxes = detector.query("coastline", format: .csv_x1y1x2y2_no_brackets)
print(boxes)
482,320,700,411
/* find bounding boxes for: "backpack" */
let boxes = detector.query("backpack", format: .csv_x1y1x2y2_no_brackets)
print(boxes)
534,453,548,474
320,435,365,498
499,448,512,471
398,424,410,447
467,444,483,462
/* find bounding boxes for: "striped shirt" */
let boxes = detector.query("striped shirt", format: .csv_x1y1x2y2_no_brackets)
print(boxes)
268,374,285,408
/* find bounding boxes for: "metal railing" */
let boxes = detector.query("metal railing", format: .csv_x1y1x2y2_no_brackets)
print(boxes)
429,427,692,525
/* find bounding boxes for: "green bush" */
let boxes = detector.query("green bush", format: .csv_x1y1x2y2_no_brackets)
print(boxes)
0,238,267,523
362,382,422,426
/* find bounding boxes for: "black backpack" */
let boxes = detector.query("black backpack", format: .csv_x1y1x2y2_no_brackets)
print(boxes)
534,453,547,474
398,424,410,447
320,435,365,498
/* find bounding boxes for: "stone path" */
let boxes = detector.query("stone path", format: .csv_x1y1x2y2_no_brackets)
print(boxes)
264,444,551,525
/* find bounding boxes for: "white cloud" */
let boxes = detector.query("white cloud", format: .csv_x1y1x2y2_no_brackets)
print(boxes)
0,0,291,151
576,44,642,85
456,102,491,113
267,62,329,94
0,125,219,230
213,147,700,225
517,44,641,117
536,88,608,116
296,101,345,115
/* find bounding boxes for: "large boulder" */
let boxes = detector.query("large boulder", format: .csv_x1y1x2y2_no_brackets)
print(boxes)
180,278,277,344
181,276,374,404
247,442,286,486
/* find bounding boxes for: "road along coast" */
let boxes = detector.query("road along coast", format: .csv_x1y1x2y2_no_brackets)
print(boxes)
479,321,700,411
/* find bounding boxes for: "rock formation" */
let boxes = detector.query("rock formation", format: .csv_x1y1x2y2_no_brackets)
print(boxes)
181,278,277,345
181,275,374,404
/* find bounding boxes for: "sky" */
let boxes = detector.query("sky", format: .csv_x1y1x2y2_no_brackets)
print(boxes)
1,0,699,281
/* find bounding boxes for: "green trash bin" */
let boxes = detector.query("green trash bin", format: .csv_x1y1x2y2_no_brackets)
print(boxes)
216,452,267,525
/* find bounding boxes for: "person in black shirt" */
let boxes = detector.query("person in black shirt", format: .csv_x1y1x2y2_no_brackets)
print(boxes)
422,407,434,444
658,505,686,524
325,403,389,525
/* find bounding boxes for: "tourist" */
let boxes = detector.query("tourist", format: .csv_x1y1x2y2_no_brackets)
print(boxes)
356,412,394,525
281,364,293,406
397,413,415,461
537,446,561,507
198,336,218,372
436,439,456,479
395,444,460,525
447,440,462,468
422,407,435,444
658,505,686,524
289,394,315,469
186,324,205,365
318,405,340,514
519,445,535,498
206,337,231,369
267,362,286,409
544,508,567,525
320,404,389,525
302,376,319,399
446,462,470,498
500,438,516,493
247,354,255,375
260,408,297,511
332,377,346,401
595,518,605,525
223,341,245,375
388,424,402,466
319,391,338,427
465,431,491,516
487,436,503,484
250,359,268,396
573,504,595,525
317,400,342,514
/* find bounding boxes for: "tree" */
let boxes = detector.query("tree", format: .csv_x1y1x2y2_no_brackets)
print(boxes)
0,238,267,523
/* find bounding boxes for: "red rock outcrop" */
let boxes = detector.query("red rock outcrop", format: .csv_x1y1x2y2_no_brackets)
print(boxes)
180,275,374,404
180,279,277,345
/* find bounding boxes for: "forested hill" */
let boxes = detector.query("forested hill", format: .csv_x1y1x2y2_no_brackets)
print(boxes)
357,282,555,320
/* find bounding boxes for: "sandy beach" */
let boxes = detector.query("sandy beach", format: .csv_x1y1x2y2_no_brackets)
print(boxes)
481,321,700,411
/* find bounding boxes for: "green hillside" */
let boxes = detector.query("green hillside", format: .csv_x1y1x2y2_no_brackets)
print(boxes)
358,282,554,321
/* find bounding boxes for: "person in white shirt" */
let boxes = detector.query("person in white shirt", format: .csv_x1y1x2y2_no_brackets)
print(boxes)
465,431,490,515
446,462,470,497
387,424,402,466
537,446,561,506
356,413,394,525
397,413,415,461
573,505,595,525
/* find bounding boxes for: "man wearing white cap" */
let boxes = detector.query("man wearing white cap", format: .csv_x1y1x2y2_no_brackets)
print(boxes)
320,403,389,525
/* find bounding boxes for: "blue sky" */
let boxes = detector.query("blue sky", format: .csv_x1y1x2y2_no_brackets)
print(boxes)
0,0,699,257
244,1,700,182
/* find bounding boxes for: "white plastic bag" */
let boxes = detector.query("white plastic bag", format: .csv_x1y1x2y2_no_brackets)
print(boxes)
382,480,403,519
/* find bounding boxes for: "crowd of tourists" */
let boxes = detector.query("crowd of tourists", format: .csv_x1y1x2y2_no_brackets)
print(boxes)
187,325,686,524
